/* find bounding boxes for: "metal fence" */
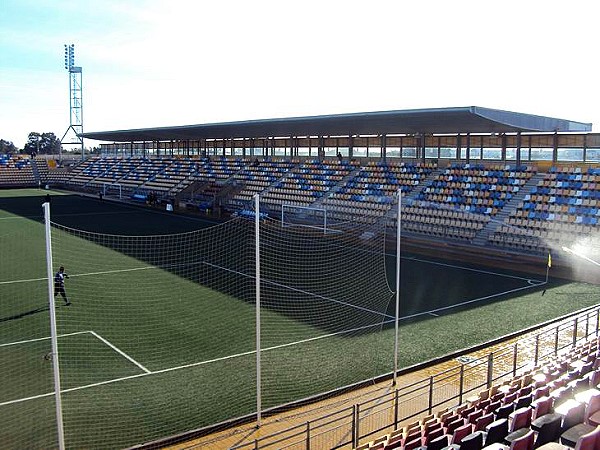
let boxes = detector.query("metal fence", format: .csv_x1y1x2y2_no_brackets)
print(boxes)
230,306,600,450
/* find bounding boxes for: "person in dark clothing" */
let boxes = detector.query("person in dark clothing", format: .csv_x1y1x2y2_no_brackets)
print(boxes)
54,266,71,306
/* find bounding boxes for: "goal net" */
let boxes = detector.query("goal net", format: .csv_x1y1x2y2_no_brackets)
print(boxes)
102,182,122,199
281,203,331,233
1,203,394,449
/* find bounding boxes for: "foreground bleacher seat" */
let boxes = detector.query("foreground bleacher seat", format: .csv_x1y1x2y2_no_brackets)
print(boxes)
560,393,600,447
482,429,535,450
354,337,600,450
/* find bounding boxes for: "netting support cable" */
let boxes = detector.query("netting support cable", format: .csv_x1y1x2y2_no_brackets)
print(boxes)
393,189,402,386
255,194,262,427
43,202,66,450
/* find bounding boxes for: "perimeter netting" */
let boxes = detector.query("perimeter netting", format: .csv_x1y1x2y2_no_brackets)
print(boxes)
0,214,57,449
3,210,394,449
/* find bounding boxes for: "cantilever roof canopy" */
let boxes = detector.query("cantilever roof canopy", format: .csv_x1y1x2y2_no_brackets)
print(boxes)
81,106,592,142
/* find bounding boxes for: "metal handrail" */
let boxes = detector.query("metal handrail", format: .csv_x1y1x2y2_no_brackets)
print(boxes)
230,306,599,450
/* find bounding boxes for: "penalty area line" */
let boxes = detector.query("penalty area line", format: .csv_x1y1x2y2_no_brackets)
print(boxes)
0,331,90,348
89,331,151,374
0,320,392,407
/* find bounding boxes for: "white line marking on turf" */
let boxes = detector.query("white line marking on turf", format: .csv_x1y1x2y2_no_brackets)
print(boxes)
0,320,392,407
392,252,543,283
0,329,150,373
89,331,151,374
0,276,47,285
0,266,154,285
200,261,395,319
0,331,90,348
0,279,543,407
402,283,541,321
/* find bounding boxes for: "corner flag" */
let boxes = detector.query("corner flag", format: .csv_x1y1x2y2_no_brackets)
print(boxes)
547,252,552,268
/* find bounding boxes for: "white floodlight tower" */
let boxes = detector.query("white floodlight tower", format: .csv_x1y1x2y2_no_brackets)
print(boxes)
61,44,85,160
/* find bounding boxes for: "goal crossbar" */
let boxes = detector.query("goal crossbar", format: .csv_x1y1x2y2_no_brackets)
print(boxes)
280,204,328,234
102,183,123,199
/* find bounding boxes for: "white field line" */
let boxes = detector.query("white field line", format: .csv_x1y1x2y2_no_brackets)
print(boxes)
0,279,538,408
0,331,90,348
0,216,32,221
0,262,395,319
0,266,155,285
200,261,395,319
401,283,543,321
394,254,543,283
0,330,149,373
0,319,387,407
88,331,150,374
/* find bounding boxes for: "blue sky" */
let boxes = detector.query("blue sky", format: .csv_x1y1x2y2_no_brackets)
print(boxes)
2,0,599,148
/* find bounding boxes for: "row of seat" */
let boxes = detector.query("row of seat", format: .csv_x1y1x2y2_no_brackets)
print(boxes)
5,156,598,255
491,167,600,252
0,154,35,186
355,337,600,450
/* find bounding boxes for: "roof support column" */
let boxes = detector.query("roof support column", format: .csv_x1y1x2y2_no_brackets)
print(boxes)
456,134,461,162
465,133,471,164
348,135,354,160
293,136,298,158
516,132,522,165
552,132,558,164
318,136,324,161
583,134,588,162
381,134,387,162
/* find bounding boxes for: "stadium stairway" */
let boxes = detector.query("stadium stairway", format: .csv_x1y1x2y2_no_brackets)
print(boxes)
360,166,445,240
309,165,364,208
30,158,42,186
471,171,546,246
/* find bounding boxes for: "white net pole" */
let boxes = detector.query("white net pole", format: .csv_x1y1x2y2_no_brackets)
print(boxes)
43,202,66,450
393,189,401,385
255,194,262,427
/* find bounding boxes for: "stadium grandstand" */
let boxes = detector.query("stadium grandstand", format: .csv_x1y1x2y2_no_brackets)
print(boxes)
4,106,599,262
2,106,600,449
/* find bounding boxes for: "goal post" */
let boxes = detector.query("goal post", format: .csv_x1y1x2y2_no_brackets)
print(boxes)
280,204,328,234
102,182,122,199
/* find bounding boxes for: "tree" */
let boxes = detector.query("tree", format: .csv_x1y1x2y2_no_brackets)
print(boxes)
23,132,62,156
0,139,18,154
